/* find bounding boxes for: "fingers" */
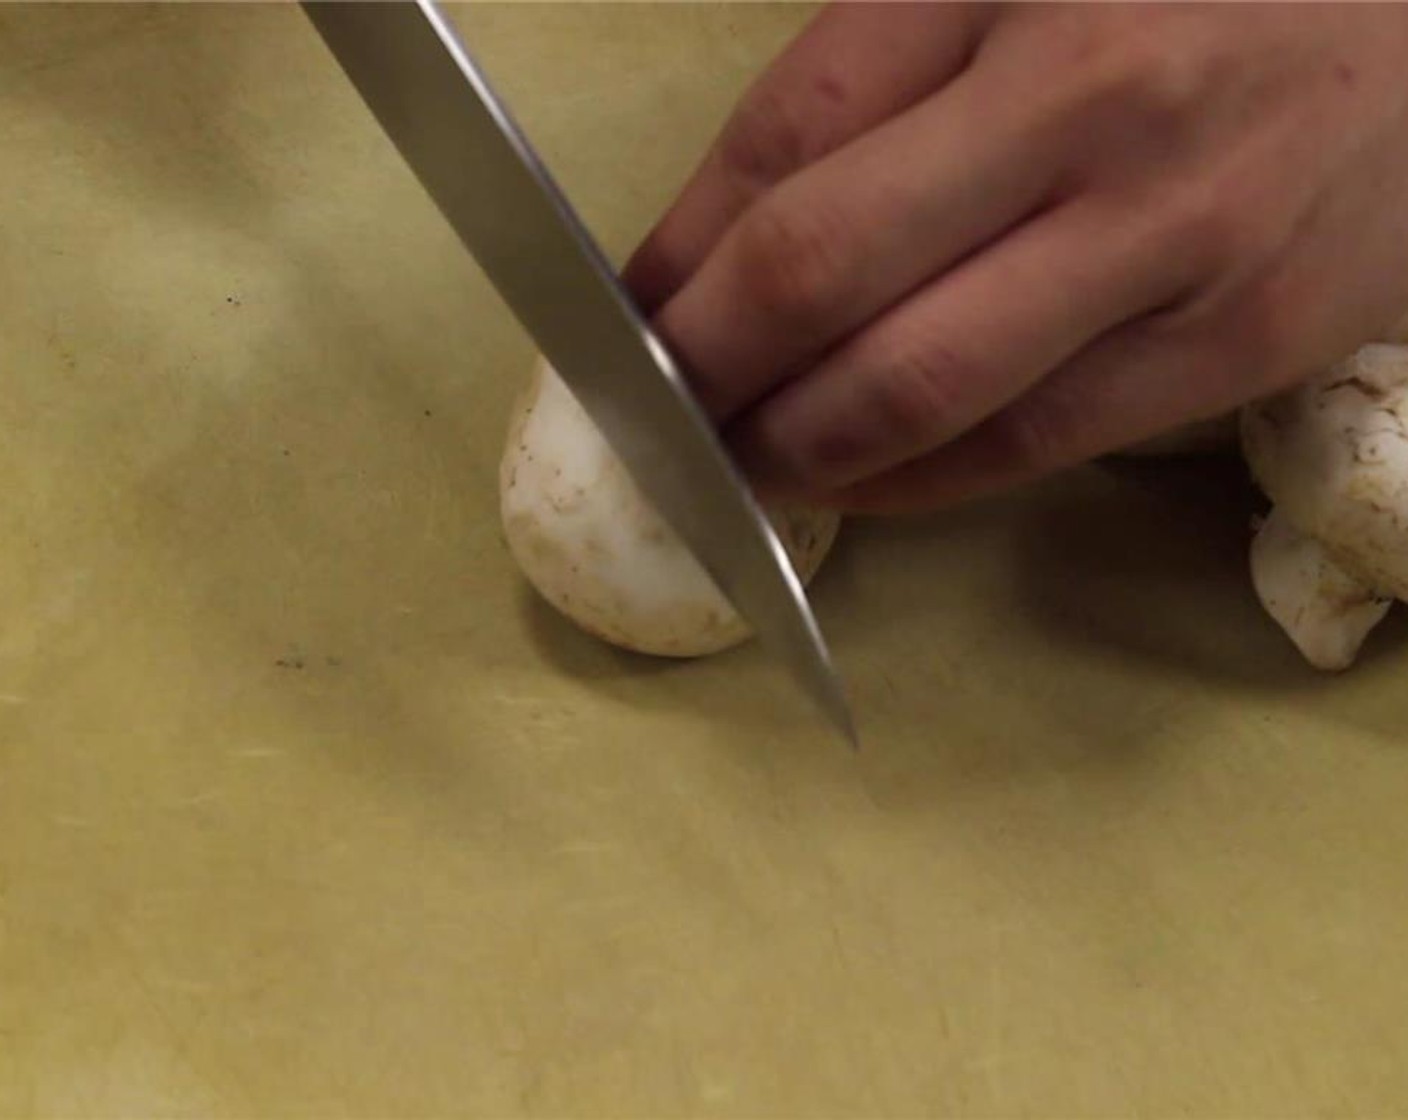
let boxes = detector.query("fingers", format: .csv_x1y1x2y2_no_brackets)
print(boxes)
622,3,990,313
827,320,1251,515
655,61,1074,422
824,169,1405,515
726,194,1196,498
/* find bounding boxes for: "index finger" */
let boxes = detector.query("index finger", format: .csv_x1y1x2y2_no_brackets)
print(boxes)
622,2,988,313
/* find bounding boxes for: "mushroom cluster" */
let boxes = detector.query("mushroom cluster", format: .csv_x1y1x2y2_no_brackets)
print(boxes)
1242,342,1408,669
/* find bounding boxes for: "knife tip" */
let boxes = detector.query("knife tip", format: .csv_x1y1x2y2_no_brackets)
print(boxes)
813,676,859,752
838,709,861,752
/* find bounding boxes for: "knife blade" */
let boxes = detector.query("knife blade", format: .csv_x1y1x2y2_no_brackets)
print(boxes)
301,0,855,744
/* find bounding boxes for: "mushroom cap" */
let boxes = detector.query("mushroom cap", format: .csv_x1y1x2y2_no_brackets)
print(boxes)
499,357,840,658
1241,343,1408,598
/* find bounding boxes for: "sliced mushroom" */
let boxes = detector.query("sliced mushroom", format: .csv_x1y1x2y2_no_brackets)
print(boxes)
500,356,840,658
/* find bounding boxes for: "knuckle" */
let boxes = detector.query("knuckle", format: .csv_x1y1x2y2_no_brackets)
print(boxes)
783,423,870,492
718,83,817,188
988,391,1083,475
1052,21,1214,152
867,338,981,447
1149,256,1302,384
734,198,852,328
1159,193,1250,274
1217,281,1299,381
1119,49,1205,138
1135,177,1265,285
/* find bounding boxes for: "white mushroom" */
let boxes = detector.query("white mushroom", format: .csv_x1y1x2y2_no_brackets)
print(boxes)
1241,342,1408,668
1247,506,1391,670
499,356,839,657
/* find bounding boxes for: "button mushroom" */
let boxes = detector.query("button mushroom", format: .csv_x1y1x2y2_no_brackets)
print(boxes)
1241,342,1408,668
499,356,840,657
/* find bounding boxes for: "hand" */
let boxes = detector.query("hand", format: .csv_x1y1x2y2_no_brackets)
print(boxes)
624,3,1408,513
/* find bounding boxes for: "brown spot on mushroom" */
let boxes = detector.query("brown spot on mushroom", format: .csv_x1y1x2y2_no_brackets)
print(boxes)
1324,375,1387,401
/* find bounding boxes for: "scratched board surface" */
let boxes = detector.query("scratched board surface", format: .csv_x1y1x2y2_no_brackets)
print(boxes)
4,4,1408,1116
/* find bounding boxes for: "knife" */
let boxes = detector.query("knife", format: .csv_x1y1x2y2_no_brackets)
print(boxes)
301,0,855,745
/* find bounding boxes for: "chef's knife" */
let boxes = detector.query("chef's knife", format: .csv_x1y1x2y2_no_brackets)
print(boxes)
302,0,855,744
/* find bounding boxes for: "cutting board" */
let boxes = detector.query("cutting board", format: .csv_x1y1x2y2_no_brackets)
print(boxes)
4,4,1408,1115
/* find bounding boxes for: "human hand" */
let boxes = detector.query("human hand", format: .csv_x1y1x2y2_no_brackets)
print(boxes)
624,3,1408,513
